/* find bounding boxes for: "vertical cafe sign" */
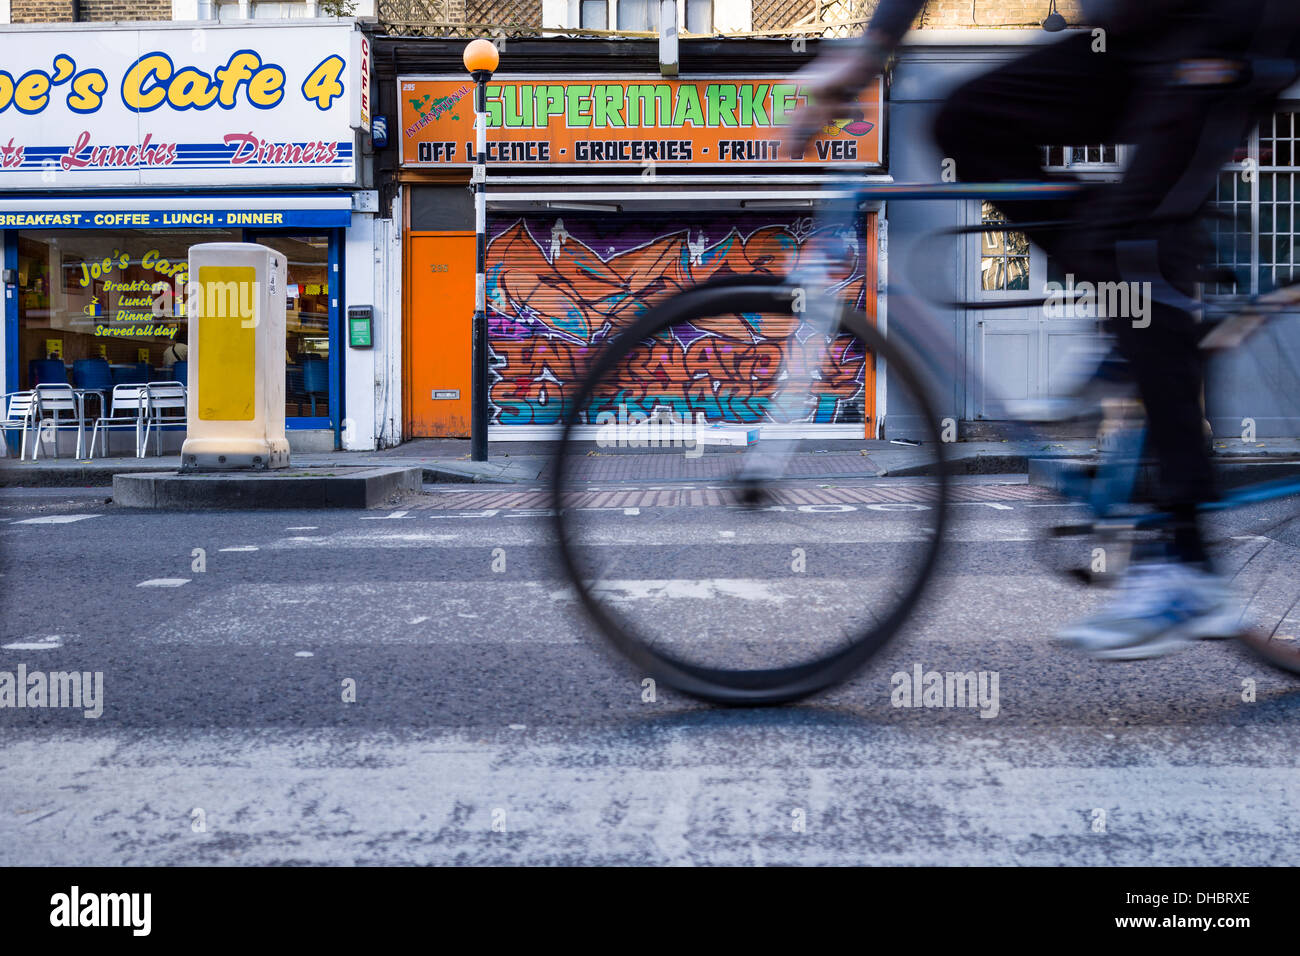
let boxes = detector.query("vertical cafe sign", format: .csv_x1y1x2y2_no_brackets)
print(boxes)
0,21,369,187
398,76,884,168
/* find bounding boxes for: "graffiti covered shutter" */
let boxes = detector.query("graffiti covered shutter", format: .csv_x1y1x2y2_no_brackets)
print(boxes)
485,213,875,432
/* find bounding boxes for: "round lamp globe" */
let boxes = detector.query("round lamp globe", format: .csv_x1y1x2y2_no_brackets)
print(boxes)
463,39,500,75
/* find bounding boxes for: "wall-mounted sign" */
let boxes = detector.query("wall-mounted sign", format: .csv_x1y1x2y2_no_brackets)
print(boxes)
347,305,373,347
0,208,352,229
0,22,366,188
398,76,884,168
352,30,372,132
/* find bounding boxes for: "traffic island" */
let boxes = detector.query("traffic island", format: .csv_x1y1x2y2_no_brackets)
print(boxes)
112,466,423,510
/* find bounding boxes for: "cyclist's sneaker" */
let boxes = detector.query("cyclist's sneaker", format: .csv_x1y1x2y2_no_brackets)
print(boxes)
1057,561,1244,660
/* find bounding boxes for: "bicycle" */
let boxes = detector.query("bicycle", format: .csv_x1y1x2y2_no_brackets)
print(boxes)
548,182,1300,705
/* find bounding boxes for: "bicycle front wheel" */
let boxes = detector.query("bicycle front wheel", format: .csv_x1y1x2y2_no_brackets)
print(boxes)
550,282,951,705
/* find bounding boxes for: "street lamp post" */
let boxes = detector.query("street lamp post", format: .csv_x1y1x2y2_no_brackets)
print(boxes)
464,38,499,462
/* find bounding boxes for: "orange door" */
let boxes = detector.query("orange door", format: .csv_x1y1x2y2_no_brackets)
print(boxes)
405,232,475,436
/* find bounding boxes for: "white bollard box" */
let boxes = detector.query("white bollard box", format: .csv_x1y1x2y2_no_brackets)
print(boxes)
180,242,290,471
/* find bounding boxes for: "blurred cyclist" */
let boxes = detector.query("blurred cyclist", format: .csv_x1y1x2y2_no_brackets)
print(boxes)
789,0,1300,659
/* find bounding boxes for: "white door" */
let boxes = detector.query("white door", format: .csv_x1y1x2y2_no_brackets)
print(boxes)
967,200,1102,419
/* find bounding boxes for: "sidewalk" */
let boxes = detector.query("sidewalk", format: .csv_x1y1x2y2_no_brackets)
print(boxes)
3,436,1298,488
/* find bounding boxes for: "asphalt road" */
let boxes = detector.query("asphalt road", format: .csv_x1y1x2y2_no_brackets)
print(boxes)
0,477,1297,865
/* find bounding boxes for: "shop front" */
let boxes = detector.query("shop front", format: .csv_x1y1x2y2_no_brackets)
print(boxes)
390,48,890,441
1,20,375,453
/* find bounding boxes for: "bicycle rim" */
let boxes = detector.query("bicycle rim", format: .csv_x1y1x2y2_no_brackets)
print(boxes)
550,283,951,705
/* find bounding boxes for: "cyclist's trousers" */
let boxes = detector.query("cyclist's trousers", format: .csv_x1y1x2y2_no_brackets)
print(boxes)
934,15,1300,510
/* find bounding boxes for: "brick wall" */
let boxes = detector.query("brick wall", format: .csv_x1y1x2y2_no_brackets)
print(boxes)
745,0,1089,36
916,0,1085,29
11,0,173,22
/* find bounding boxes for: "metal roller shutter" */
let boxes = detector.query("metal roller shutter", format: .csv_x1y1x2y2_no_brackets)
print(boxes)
485,212,875,434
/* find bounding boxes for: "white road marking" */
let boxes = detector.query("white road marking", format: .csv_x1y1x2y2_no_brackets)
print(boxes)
719,530,736,537
589,579,789,603
219,546,259,552
272,532,457,547
623,508,640,515
294,651,314,658
409,616,430,625
286,526,318,531
137,578,190,588
360,511,410,520
3,636,63,650
13,514,100,524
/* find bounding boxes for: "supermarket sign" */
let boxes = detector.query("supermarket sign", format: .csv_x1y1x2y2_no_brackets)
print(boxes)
0,21,370,188
398,76,884,168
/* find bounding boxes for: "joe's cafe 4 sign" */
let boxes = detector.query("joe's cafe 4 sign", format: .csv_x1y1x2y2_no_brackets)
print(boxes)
0,21,371,187
399,76,884,168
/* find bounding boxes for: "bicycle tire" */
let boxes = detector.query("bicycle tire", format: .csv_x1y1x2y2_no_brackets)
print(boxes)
1236,628,1300,676
550,281,952,705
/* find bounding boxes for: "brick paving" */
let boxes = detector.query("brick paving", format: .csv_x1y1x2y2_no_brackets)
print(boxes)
411,479,1056,511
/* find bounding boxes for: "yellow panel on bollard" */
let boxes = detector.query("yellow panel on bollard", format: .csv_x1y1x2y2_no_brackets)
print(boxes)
180,243,290,471
196,266,257,422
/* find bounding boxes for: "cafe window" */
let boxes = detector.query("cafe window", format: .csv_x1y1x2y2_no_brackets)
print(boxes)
15,230,238,392
14,228,337,424
250,234,334,421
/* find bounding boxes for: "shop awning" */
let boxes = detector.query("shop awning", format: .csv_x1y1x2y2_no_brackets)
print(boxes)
0,194,355,230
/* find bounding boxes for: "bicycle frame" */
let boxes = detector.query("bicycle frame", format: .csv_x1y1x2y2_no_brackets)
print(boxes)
728,182,1078,479
740,181,1300,521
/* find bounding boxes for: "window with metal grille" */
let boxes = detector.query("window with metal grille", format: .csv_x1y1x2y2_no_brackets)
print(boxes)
1212,109,1300,296
1040,144,1124,170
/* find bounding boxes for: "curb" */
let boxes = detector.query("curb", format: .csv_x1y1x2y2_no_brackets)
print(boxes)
0,462,537,488
1028,456,1300,494
4,453,1297,489
420,463,540,484
112,467,424,509
0,464,174,487
881,453,1060,477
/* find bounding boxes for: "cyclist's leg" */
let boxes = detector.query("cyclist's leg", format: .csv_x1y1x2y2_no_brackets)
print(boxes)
936,22,1263,538
1085,16,1300,558
927,25,1256,655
